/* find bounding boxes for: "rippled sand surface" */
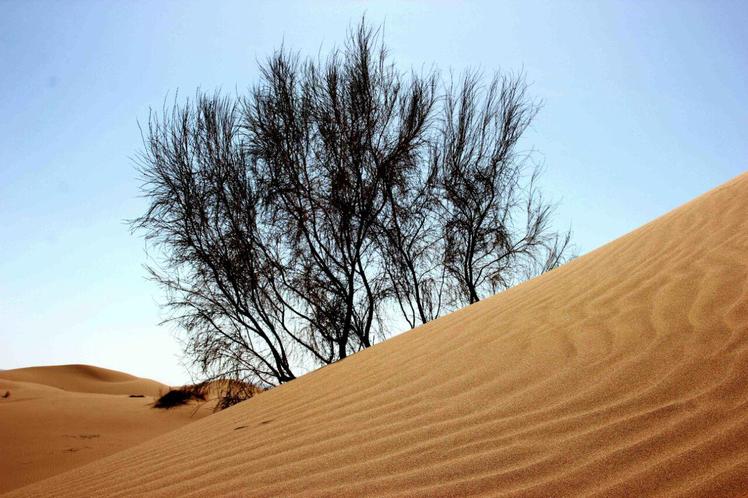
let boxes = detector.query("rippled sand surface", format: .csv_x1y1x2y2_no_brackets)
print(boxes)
8,173,748,497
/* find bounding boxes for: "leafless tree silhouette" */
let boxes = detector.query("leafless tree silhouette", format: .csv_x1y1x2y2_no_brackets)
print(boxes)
435,72,572,304
133,19,572,393
133,95,298,386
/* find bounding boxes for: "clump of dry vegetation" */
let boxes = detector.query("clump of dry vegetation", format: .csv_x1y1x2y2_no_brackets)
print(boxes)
152,380,263,411
153,383,207,409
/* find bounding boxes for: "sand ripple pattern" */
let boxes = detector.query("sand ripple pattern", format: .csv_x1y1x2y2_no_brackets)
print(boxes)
8,173,748,497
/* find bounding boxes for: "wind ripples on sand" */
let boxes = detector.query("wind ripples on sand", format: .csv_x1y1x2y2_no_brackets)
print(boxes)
9,173,748,497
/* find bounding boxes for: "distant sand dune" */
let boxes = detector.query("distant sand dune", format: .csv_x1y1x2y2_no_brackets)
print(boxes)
0,364,165,397
6,173,748,496
0,366,212,493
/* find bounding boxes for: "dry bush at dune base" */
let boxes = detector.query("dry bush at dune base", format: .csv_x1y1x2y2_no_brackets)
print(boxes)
153,384,207,409
153,381,263,411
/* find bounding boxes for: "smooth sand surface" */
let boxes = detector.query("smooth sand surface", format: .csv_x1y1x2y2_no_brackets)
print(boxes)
7,173,748,497
0,366,213,493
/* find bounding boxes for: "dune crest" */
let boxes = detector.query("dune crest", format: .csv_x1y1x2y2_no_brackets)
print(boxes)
0,364,166,397
8,173,748,497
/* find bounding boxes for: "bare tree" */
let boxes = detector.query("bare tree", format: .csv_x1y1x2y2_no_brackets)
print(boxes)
133,19,572,397
134,21,436,390
245,22,435,362
376,148,448,328
376,71,572,315
435,72,571,305
133,94,297,387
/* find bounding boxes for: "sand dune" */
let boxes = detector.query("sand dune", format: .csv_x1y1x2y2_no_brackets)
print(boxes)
0,366,213,493
0,364,166,397
7,173,748,497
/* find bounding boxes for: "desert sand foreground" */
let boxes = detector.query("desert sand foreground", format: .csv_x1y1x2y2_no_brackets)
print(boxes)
7,173,748,497
0,365,213,493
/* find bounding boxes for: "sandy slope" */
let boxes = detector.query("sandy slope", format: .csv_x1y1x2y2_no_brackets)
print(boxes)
0,366,213,493
8,173,748,497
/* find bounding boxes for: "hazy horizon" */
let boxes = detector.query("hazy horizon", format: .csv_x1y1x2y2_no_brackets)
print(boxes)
2,0,746,385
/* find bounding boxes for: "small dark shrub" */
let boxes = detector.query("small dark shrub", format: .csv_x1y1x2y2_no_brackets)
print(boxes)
2,390,9,399
153,383,206,409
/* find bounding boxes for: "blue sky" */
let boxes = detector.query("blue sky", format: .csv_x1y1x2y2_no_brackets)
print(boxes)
1,1,746,385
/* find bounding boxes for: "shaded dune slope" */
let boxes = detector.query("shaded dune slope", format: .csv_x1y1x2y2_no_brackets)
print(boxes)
11,173,748,497
0,364,166,397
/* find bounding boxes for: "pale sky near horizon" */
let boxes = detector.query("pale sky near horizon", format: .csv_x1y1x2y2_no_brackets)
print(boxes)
1,1,746,385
